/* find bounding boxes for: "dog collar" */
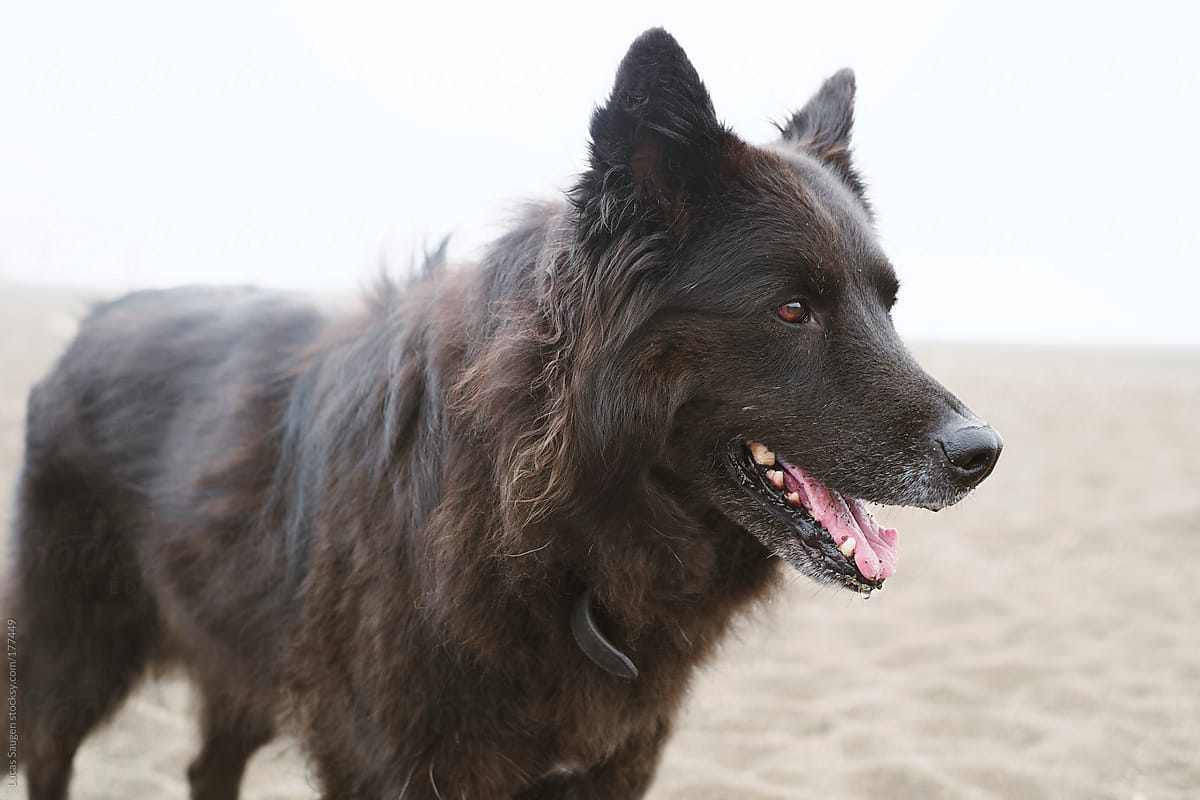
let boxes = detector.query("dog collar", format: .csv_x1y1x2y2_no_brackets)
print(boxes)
570,589,638,680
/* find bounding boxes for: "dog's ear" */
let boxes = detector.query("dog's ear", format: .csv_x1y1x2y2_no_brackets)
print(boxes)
782,69,866,199
575,28,728,230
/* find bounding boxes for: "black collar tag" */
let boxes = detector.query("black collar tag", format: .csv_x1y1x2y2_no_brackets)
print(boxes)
570,589,639,680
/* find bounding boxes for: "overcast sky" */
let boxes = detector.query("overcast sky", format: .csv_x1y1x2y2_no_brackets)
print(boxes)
2,1,1197,344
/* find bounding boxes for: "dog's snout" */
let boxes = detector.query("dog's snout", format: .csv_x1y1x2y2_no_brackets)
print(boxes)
936,420,1003,487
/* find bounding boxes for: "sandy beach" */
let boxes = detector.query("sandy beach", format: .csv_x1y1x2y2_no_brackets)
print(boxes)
1,283,1197,799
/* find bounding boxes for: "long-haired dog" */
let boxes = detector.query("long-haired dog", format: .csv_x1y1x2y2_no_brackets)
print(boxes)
8,28,1000,799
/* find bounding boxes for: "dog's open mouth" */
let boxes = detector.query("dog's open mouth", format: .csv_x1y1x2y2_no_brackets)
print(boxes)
726,439,898,595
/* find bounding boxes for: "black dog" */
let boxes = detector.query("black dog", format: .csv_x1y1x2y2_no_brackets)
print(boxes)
8,28,1000,799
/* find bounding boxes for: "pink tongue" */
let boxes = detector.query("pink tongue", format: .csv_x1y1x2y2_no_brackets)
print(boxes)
779,460,898,581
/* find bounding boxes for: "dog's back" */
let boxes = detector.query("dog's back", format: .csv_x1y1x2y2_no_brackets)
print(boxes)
9,287,326,798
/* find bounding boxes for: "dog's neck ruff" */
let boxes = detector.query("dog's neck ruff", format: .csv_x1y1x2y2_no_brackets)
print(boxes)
570,590,638,680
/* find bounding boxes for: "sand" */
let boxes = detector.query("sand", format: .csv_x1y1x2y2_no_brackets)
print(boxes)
1,283,1198,799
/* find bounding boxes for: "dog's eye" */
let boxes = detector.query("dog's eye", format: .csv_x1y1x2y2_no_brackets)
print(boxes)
774,301,812,325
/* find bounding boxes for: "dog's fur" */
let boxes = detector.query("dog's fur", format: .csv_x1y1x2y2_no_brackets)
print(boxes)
8,29,995,799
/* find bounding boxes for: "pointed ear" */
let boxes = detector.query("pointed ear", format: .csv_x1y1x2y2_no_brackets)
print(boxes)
782,69,865,198
575,28,729,231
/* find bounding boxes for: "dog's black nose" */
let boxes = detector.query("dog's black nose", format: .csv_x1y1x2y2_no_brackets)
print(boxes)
937,422,1003,486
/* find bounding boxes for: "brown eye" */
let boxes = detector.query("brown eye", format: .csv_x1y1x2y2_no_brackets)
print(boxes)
774,300,812,325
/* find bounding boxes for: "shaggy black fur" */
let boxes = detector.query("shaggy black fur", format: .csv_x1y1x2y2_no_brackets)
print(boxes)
6,28,999,799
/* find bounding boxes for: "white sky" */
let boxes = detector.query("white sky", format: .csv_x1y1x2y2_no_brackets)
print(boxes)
1,1,1198,344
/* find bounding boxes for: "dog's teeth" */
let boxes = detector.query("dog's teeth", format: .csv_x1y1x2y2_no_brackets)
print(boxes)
839,537,857,558
766,469,785,489
748,441,775,467
785,491,801,506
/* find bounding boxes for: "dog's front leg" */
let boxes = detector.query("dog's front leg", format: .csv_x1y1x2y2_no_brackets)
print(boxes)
514,720,670,800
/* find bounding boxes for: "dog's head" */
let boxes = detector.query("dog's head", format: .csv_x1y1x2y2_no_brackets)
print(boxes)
541,29,1001,593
